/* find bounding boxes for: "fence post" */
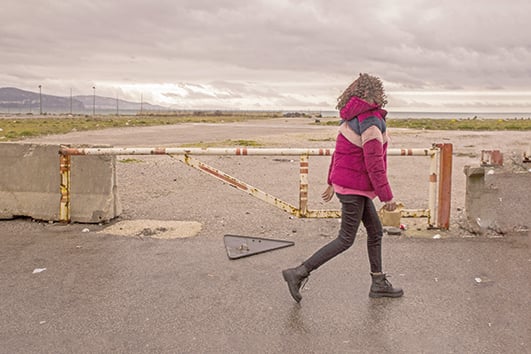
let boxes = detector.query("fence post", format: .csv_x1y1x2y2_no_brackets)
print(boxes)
299,155,309,217
436,143,453,229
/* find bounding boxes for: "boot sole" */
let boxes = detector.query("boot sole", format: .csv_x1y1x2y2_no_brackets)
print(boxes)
369,290,404,298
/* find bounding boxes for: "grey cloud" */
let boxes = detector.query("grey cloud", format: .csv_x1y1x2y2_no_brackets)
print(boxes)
1,0,530,111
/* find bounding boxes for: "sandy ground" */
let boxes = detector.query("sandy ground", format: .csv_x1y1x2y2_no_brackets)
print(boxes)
21,117,530,239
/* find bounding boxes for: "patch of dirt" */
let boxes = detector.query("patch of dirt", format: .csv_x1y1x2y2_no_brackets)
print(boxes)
100,220,202,239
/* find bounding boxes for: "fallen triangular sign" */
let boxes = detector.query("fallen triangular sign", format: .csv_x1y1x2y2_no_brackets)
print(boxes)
223,234,295,260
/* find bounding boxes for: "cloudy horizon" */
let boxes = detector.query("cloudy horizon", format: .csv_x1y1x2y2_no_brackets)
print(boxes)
2,0,530,113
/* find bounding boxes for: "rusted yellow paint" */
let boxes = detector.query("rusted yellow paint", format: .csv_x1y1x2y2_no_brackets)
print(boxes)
59,153,71,222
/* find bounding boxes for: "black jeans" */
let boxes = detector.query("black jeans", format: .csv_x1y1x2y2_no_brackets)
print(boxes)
303,194,383,273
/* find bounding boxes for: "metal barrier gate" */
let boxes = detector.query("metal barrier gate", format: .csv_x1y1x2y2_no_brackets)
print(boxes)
59,144,452,229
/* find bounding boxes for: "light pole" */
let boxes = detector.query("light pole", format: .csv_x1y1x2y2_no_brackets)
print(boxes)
92,86,96,116
38,85,42,115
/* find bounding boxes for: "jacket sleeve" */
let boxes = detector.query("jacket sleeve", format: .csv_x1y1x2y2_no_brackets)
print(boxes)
326,152,335,185
362,127,393,202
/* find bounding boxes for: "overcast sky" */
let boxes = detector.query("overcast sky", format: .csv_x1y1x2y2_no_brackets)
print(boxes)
1,0,530,113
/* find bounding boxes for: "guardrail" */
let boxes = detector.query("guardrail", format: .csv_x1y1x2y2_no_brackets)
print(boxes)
59,144,452,229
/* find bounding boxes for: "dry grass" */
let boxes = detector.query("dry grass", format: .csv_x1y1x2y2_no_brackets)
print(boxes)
0,112,282,141
1,113,530,142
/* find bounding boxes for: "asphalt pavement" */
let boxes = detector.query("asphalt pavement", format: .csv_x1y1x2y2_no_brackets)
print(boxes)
0,219,529,353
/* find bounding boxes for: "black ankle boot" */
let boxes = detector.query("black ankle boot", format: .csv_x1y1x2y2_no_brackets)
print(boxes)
282,264,309,303
369,273,404,298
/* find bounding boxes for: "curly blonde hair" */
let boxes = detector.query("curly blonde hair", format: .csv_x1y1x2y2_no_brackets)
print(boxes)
336,73,388,110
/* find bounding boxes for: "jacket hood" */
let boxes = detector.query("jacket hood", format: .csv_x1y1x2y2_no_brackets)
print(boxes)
339,96,387,121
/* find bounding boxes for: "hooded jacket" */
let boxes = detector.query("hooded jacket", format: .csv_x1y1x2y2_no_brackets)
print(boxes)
327,97,393,202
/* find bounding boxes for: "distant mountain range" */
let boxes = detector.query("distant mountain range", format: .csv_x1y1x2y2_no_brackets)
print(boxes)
0,87,168,114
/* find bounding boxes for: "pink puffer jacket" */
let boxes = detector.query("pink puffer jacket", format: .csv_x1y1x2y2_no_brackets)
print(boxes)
327,97,393,202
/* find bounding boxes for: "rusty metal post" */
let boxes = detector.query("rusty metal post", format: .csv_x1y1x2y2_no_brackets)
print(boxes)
480,150,503,166
59,152,71,222
299,155,309,217
436,143,453,229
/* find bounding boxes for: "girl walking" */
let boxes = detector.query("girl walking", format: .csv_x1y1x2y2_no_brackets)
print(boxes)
282,73,403,303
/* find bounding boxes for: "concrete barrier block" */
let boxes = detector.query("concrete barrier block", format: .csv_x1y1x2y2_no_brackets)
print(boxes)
0,143,121,223
463,165,530,234
71,154,122,223
0,143,60,220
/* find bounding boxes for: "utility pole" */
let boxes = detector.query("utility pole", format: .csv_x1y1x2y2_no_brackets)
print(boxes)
140,93,143,114
38,85,42,115
116,92,119,116
92,86,96,116
70,88,73,115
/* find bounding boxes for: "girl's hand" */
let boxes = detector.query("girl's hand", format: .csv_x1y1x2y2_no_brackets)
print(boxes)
383,201,397,211
321,185,334,202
